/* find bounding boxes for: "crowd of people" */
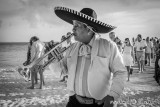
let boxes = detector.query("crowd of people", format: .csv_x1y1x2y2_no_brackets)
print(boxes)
22,32,72,88
20,6,160,107
109,32,160,83
23,31,160,88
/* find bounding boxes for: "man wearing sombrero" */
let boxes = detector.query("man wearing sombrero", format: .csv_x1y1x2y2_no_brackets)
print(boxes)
54,6,126,107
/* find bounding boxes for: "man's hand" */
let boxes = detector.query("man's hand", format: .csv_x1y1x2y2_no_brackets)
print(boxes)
140,47,143,50
97,95,114,107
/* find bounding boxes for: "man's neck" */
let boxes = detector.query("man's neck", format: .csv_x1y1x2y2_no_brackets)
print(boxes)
82,35,94,45
83,40,91,44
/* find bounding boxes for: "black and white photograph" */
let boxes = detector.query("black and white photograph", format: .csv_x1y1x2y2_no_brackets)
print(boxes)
0,0,160,107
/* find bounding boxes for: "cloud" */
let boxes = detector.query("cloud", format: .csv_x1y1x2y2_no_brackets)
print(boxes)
0,0,160,27
98,6,160,39
91,0,160,14
0,0,64,27
0,0,160,42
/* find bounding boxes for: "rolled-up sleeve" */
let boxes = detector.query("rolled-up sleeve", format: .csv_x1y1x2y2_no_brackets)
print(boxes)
108,43,127,100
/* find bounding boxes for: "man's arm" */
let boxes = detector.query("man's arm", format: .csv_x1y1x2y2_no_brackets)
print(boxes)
98,42,126,106
108,43,127,101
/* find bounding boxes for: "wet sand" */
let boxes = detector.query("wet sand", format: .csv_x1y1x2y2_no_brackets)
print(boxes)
0,63,160,107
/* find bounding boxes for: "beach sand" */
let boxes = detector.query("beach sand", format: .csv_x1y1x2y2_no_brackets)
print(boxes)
0,63,160,107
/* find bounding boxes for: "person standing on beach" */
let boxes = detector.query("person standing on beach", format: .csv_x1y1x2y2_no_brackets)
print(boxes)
115,37,123,53
23,37,38,82
59,34,72,82
28,36,45,89
54,6,126,107
134,34,147,73
150,38,154,61
132,37,136,64
122,38,134,81
145,37,152,66
22,38,32,82
60,32,73,83
109,32,116,42
154,39,160,83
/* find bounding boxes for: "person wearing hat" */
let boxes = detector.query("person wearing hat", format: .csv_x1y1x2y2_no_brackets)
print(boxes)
109,32,116,42
59,32,73,82
54,6,126,107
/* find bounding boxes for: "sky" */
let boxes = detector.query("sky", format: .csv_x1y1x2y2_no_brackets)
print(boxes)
0,0,160,42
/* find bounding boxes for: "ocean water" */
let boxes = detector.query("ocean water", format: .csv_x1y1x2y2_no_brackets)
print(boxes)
0,43,28,68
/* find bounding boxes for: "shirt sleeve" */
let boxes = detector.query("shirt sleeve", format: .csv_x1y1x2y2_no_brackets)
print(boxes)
108,43,127,100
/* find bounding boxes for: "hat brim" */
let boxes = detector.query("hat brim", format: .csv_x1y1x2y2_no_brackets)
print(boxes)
54,6,116,33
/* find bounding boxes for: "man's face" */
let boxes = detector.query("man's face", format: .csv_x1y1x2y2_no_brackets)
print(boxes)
115,38,119,43
109,33,115,41
125,39,129,45
72,20,89,43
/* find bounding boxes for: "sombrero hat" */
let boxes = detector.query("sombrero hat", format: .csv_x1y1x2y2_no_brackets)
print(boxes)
54,6,116,33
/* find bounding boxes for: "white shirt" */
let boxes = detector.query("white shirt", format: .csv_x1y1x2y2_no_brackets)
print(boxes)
30,40,45,65
60,36,126,100
146,41,152,53
134,40,147,52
